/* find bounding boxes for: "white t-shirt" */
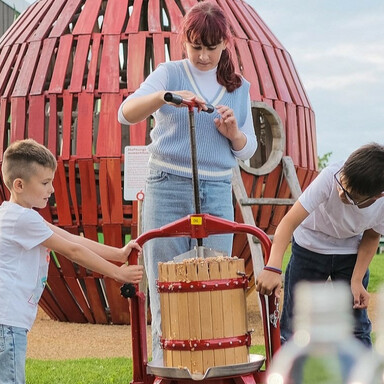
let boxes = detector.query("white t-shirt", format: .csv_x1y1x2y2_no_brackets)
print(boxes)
294,162,384,254
0,201,53,330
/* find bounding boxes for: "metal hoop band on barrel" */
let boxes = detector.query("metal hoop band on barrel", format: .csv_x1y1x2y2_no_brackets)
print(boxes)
156,276,249,293
160,334,251,351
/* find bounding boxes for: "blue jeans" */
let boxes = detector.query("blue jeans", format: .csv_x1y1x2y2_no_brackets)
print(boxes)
0,325,28,384
142,170,234,361
280,239,372,347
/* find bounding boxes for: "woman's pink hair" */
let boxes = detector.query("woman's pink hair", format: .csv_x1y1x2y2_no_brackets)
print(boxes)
180,1,242,92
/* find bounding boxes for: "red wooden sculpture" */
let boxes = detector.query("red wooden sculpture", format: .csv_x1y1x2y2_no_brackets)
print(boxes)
0,0,317,325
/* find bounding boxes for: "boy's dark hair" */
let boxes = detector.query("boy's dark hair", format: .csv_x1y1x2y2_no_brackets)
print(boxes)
2,139,57,190
343,142,384,197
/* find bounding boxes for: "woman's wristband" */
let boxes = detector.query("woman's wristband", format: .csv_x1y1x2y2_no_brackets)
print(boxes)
263,266,282,275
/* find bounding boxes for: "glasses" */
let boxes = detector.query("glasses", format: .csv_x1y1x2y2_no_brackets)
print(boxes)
334,169,376,206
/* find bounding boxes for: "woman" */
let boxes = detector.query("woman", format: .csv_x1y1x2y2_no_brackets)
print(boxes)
118,2,257,361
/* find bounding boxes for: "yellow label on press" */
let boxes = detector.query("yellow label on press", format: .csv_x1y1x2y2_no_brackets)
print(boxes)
190,216,202,225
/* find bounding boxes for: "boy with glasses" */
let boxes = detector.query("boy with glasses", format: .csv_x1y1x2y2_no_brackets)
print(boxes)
255,142,384,347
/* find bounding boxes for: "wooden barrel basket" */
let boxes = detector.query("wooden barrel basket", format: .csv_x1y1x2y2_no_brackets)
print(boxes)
158,256,250,375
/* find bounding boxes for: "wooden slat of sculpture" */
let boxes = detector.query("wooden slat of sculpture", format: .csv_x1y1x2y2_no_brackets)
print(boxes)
72,0,103,35
4,45,28,99
47,94,58,155
30,38,57,96
217,0,247,40
40,288,67,322
86,34,101,93
102,0,129,34
127,33,146,93
129,121,147,146
27,95,45,144
53,159,73,226
12,41,41,97
69,35,91,93
68,160,80,226
297,106,308,169
9,1,46,46
29,0,66,42
96,94,122,157
78,159,99,227
125,0,143,34
76,92,94,157
99,35,120,93
49,0,82,38
48,35,73,94
0,45,19,94
153,33,166,68
148,0,161,32
263,45,292,103
307,109,317,170
10,97,26,142
0,99,9,158
249,41,277,101
234,38,261,100
104,276,131,324
275,49,303,106
286,103,300,166
282,50,311,109
83,277,109,324
169,33,183,61
61,91,73,160
164,0,184,33
0,45,10,71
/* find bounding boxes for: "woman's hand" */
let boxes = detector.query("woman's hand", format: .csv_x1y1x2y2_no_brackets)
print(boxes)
214,104,246,150
120,240,142,264
165,90,210,112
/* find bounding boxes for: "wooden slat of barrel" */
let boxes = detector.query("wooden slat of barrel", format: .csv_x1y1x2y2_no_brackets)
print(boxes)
49,0,82,38
12,41,41,97
72,0,103,35
3,44,27,99
27,95,45,144
85,34,101,92
30,38,57,96
69,35,91,93
186,261,203,373
96,94,122,157
10,97,26,142
235,38,261,101
76,92,94,157
210,260,225,366
29,0,66,42
159,263,172,366
98,35,120,93
102,0,129,34
48,35,73,94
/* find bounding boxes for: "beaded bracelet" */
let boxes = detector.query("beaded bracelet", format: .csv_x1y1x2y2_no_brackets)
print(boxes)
263,266,282,275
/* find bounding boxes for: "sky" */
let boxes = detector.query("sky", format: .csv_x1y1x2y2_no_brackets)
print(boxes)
22,0,384,163
247,0,384,163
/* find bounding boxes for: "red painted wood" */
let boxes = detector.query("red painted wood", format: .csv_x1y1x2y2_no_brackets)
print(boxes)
98,35,120,93
0,99,9,158
76,92,94,157
30,38,57,96
103,0,130,34
104,278,131,324
10,97,26,142
53,159,72,226
234,38,261,101
125,0,144,34
297,106,308,168
4,44,28,99
0,45,10,73
72,0,103,35
129,121,147,146
217,0,247,40
68,160,80,225
69,35,91,93
49,0,82,38
164,0,184,33
249,41,277,100
152,34,166,68
27,95,45,144
85,34,101,92
96,94,122,157
127,33,146,93
48,35,73,94
61,91,73,160
0,45,19,94
47,94,58,155
148,0,161,33
78,160,98,226
84,277,109,324
286,103,300,166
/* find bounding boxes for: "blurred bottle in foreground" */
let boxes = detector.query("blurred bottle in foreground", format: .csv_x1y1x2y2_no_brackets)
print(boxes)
348,286,384,384
266,281,368,384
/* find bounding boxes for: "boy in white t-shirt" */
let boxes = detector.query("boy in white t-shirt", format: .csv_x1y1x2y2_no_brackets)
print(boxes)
255,143,384,347
0,139,144,384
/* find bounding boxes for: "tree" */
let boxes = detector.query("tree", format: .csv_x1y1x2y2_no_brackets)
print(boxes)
318,152,332,171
